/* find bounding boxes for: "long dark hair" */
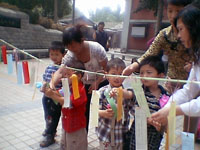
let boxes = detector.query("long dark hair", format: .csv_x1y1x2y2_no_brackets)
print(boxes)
175,4,200,63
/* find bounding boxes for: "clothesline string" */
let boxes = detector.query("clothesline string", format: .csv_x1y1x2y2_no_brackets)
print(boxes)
1,39,200,85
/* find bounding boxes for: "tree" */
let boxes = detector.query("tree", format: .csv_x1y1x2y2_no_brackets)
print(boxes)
54,0,58,23
0,0,72,23
89,6,124,22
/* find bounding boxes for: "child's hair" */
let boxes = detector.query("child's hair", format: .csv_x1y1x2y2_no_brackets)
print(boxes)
106,57,126,72
63,24,85,46
65,57,85,77
139,56,165,74
167,0,192,6
98,21,105,26
49,41,65,54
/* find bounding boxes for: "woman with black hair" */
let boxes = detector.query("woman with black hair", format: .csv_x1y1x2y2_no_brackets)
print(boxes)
152,3,200,127
51,24,108,132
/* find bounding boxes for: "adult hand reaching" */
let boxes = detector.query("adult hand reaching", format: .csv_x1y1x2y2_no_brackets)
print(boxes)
122,62,139,76
151,106,170,126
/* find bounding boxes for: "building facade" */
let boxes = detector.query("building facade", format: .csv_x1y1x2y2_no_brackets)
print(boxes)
121,0,169,52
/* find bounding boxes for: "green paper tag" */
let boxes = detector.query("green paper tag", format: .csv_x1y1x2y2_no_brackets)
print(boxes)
104,91,117,118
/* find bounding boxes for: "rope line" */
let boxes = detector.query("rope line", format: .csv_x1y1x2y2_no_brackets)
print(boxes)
1,39,200,85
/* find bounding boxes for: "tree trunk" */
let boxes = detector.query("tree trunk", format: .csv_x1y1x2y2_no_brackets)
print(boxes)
155,0,164,35
54,0,58,23
72,0,75,25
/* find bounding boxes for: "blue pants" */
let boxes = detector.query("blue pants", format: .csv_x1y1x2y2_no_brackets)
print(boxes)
42,95,62,136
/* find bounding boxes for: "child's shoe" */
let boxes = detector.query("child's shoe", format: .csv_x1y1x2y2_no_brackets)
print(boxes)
42,130,47,136
40,134,55,147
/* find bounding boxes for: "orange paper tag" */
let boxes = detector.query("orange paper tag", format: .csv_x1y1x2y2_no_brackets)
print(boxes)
70,74,80,100
117,86,123,122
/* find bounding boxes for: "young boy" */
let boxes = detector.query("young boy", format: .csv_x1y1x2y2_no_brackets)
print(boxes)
44,60,88,150
120,56,170,150
97,58,135,150
40,41,65,147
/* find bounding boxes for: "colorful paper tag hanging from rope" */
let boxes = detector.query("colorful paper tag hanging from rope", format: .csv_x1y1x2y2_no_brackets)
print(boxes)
117,86,123,122
7,54,13,74
29,65,36,87
13,48,19,74
181,132,194,150
0,47,2,62
90,90,100,127
104,90,117,118
22,61,30,84
62,78,71,108
70,74,80,100
131,78,151,117
167,101,176,147
135,107,148,150
17,62,23,84
2,45,7,64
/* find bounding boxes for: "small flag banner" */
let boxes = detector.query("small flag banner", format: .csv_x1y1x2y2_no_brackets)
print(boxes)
2,45,7,64
17,62,23,84
22,61,30,84
7,54,13,74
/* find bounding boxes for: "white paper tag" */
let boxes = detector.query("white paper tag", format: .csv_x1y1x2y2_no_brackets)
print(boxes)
62,78,71,108
131,78,151,117
29,65,36,87
135,107,148,150
90,90,100,127
181,132,194,150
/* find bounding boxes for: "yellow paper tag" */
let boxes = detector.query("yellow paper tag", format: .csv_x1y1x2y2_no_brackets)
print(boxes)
117,86,123,122
70,74,80,100
168,101,176,147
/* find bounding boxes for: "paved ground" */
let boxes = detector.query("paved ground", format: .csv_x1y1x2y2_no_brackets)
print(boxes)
0,51,199,150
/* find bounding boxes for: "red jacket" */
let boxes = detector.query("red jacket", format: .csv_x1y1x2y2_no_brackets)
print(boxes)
62,82,87,133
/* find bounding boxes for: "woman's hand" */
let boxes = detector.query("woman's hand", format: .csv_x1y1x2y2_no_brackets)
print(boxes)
99,109,114,119
151,106,170,126
147,118,162,131
184,62,192,73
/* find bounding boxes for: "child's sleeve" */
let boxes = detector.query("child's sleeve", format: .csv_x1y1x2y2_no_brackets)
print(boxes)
43,66,50,82
125,89,136,115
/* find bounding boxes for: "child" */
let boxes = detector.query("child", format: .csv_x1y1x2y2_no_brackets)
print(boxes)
40,41,65,147
44,60,88,150
97,57,135,150
122,56,170,150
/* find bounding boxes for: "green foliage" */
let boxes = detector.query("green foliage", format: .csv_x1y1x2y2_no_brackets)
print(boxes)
89,6,124,22
0,0,72,24
40,0,71,18
0,2,19,10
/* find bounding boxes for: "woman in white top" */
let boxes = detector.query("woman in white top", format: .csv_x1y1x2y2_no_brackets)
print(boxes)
152,4,200,125
51,24,108,132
